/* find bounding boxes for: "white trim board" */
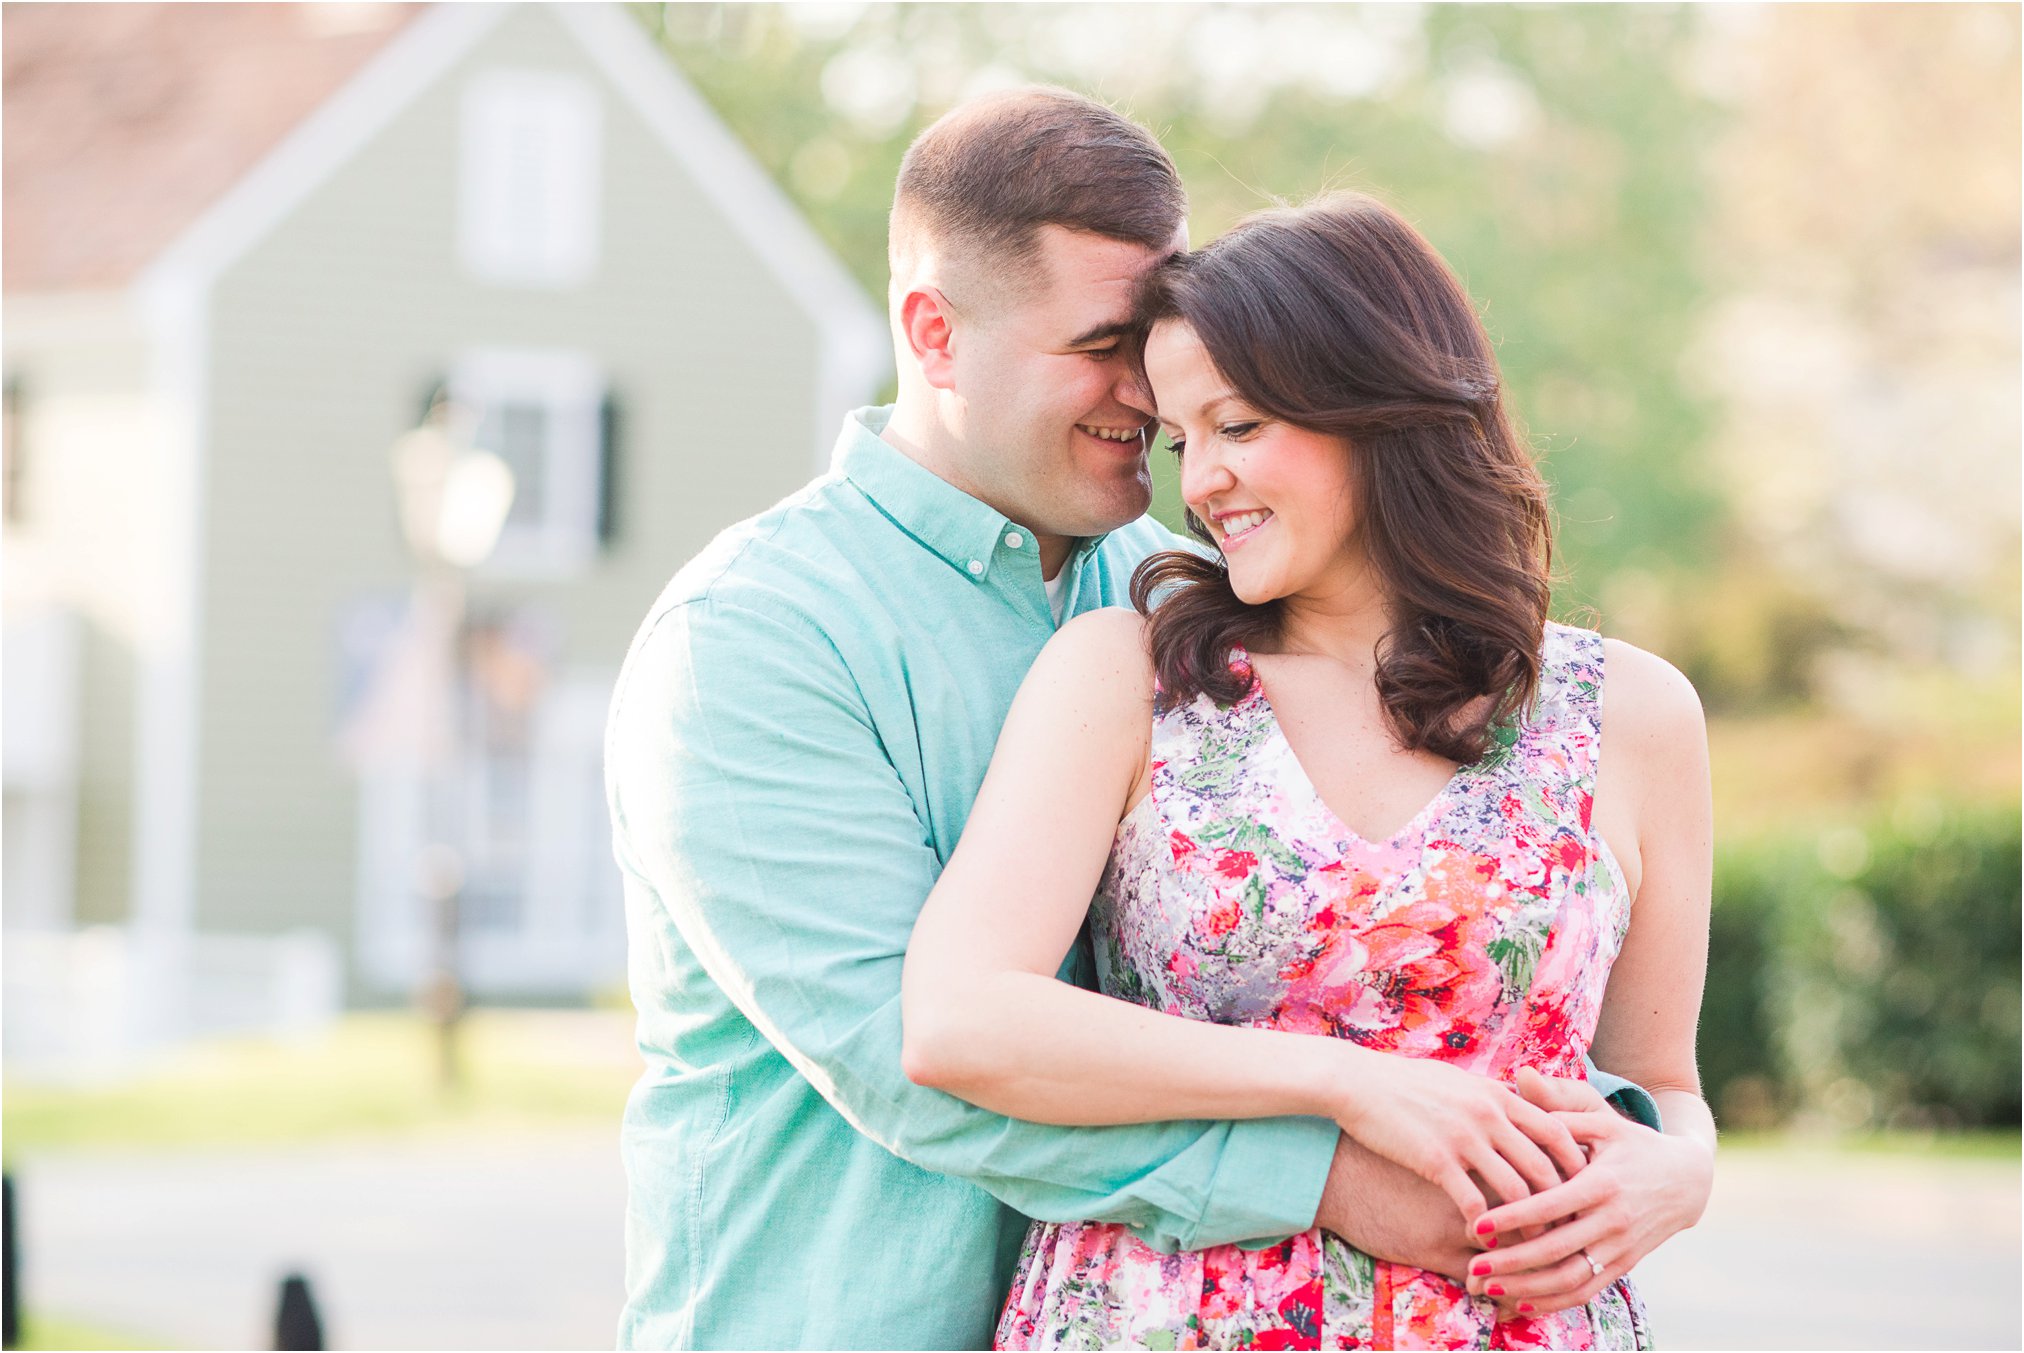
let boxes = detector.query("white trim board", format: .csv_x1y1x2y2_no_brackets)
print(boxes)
127,278,205,973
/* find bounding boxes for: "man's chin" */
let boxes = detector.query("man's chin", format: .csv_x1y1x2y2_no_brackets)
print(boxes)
1081,482,1154,535
1027,468,1154,540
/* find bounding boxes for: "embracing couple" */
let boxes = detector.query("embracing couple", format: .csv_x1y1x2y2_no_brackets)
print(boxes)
610,87,1716,1351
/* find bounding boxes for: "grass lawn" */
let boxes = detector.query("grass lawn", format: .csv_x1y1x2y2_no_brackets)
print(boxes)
1718,1127,2021,1161
8,1007,2013,1166
2,1009,637,1154
11,1310,175,1350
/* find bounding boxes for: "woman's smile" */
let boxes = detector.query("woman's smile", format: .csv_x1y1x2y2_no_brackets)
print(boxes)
1213,508,1274,551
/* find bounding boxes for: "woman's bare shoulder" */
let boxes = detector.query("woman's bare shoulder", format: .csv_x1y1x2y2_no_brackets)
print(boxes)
1599,636,1706,755
1033,607,1156,702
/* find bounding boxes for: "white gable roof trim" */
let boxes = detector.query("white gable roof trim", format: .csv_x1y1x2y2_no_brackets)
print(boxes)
135,3,497,305
552,4,890,465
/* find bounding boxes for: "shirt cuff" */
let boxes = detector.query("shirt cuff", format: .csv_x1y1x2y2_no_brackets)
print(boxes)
1588,1066,1664,1131
1185,1114,1340,1253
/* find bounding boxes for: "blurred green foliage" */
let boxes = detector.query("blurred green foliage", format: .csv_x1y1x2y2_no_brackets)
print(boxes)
643,3,1724,593
1704,802,2021,1131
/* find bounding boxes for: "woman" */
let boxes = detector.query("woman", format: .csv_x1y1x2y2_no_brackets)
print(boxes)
902,193,1715,1350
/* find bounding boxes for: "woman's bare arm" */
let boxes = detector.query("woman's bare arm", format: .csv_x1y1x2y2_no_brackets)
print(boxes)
1463,638,1718,1312
902,608,1585,1221
1585,638,1719,1155
902,609,1337,1122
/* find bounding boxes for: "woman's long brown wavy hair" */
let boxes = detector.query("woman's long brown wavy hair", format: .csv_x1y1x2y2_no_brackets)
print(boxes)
1127,193,1554,763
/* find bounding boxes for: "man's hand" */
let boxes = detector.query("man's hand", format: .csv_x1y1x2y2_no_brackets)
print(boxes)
1313,1133,1480,1283
1462,1069,1714,1317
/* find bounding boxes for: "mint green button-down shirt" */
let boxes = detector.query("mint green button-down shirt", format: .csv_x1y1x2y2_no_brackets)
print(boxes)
608,408,1342,1350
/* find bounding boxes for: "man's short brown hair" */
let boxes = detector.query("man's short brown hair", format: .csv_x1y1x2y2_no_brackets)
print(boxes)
889,86,1186,311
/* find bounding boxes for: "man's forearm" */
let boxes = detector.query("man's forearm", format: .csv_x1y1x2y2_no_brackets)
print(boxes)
1311,1133,1478,1282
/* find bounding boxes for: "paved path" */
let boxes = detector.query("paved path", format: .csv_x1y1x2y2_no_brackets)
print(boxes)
1635,1147,2019,1349
13,1131,2019,1349
15,1128,626,1350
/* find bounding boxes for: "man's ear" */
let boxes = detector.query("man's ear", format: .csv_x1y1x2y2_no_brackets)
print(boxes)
899,287,959,392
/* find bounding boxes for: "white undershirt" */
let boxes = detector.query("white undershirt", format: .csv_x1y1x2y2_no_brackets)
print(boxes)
1044,568,1068,624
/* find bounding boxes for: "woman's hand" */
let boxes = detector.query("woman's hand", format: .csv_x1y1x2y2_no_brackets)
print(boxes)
1462,1069,1715,1317
1332,1049,1589,1228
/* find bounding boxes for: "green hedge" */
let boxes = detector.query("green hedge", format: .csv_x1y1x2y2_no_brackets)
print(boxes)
1697,802,2021,1130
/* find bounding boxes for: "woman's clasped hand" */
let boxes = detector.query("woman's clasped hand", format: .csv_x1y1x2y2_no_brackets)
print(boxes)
1327,1044,1588,1226
1460,1068,1715,1318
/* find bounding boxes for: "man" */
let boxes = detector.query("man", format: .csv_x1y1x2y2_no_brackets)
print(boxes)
610,87,1692,1350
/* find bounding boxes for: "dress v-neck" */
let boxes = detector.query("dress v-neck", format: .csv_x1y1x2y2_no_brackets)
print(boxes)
1232,643,1473,851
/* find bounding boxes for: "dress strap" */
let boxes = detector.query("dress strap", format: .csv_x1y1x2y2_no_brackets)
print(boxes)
1517,623,1606,833
1145,642,1270,841
1148,643,1261,725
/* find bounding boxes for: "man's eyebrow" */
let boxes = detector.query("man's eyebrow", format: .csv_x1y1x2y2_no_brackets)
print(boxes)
1065,320,1132,348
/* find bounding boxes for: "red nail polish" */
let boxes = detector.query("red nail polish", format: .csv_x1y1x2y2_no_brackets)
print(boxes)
1486,1283,1505,1298
1475,1219,1494,1236
1470,1257,1492,1278
1518,1302,1535,1315
1484,1236,1498,1249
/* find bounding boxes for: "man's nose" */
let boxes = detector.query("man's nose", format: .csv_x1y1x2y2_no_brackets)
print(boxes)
1111,363,1154,420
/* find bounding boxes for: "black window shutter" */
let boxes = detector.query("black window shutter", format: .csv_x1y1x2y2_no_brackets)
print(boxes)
597,391,622,548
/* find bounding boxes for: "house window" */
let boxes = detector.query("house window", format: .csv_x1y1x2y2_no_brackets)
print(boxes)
446,349,608,574
452,667,626,994
352,649,626,997
458,69,602,288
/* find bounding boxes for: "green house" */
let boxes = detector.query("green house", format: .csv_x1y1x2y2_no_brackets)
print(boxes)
1,1,887,1070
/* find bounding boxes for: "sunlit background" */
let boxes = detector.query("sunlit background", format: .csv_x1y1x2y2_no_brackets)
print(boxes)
2,3,2016,1349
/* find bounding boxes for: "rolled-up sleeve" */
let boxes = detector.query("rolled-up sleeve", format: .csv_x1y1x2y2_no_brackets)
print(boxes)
1585,1061,1663,1131
608,593,1337,1253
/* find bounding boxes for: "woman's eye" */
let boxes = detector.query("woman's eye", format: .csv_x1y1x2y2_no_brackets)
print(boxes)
1164,437,1186,458
1220,421,1260,439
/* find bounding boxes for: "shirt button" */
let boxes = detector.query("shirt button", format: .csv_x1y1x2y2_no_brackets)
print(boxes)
1004,532,1023,550
967,559,984,576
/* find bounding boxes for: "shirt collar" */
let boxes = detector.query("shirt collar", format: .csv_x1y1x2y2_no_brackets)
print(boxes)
833,405,1110,585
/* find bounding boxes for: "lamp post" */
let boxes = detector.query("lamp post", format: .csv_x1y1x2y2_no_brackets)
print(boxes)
389,394,514,1091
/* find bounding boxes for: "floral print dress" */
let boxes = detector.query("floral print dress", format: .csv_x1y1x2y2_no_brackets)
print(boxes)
995,623,1651,1351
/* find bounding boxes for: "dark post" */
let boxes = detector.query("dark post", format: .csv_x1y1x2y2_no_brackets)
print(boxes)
422,568,469,1096
418,841,466,1093
273,1271,323,1351
3,1173,18,1349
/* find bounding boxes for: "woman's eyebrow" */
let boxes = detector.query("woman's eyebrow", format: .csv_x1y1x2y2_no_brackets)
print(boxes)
1155,388,1241,424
